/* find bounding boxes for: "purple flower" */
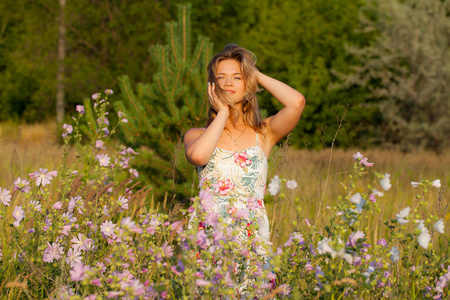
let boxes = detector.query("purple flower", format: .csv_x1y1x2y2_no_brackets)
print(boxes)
129,168,139,178
76,105,85,114
0,187,12,206
43,242,64,262
96,154,110,167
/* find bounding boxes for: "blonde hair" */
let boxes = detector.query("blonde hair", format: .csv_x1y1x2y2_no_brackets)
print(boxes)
206,44,265,134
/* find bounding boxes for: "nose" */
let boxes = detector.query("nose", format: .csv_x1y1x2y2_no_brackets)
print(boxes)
224,77,233,86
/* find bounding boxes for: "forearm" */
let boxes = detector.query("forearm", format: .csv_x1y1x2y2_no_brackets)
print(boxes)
185,109,229,166
257,72,305,108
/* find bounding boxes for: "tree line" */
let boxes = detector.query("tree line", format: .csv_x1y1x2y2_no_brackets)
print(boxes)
0,0,448,153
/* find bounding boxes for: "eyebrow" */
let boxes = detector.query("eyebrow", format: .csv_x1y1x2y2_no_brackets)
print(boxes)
216,72,242,75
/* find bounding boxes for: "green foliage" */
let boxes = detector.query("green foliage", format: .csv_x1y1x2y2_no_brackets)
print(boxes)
341,0,450,153
115,5,213,202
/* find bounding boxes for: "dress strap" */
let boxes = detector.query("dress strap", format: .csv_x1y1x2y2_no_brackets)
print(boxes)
256,132,259,145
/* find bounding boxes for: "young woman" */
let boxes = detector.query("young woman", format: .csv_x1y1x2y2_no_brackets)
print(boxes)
184,44,305,255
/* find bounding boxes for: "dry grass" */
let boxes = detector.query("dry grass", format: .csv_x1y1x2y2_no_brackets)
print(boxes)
1,121,448,248
267,147,450,247
0,121,65,186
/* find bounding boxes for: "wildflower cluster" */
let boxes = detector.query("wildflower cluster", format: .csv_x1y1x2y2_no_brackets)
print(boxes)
0,90,448,299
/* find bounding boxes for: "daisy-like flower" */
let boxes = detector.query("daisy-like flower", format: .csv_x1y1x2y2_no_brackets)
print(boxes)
100,220,116,237
396,207,410,225
96,154,110,167
434,219,444,234
268,175,281,196
286,180,298,190
71,233,87,250
0,187,12,206
380,173,392,191
95,140,105,149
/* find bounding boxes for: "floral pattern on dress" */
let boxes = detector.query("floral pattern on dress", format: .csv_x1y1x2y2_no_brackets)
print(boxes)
193,133,271,254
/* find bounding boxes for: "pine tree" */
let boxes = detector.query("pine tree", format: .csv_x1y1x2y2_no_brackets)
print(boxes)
115,5,213,202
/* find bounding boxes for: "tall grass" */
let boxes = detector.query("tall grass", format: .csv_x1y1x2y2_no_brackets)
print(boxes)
1,121,448,249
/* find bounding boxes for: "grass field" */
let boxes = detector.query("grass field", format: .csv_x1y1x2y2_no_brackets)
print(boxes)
1,121,449,248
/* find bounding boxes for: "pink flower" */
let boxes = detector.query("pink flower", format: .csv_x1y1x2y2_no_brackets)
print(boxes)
66,248,83,267
33,168,53,187
233,209,249,219
91,93,101,100
63,123,73,134
352,152,373,167
96,154,110,167
53,202,63,210
162,242,174,258
100,220,116,237
13,206,25,222
13,177,31,193
95,140,105,149
233,152,252,168
76,105,85,114
118,195,128,210
43,242,64,262
247,197,263,211
195,279,211,287
0,187,12,206
213,179,235,196
104,89,113,95
200,190,215,212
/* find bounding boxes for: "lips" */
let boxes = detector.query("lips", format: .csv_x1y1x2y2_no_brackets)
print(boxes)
224,90,235,94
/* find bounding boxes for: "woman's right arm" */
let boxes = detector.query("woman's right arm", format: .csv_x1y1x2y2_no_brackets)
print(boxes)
184,83,229,166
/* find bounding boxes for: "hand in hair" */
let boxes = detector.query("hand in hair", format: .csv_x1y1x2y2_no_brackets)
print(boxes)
208,82,229,114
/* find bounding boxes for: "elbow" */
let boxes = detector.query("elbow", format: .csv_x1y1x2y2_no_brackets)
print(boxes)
186,150,210,167
294,93,306,110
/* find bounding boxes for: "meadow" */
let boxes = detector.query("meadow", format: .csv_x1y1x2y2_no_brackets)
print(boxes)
0,106,449,299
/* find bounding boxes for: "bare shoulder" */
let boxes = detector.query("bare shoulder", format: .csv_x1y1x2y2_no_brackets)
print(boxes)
184,127,205,146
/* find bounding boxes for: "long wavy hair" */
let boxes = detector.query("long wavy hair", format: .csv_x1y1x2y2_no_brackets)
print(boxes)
206,44,266,134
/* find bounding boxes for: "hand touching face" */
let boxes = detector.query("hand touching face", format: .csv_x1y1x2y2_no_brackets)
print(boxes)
215,59,246,104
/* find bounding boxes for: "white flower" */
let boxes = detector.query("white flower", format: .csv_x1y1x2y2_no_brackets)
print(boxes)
317,238,335,255
96,154,110,167
411,181,420,187
268,176,281,196
390,247,400,263
396,207,410,225
417,228,431,249
416,220,426,232
434,219,444,234
431,179,441,189
350,193,366,214
286,180,298,190
372,189,384,197
380,173,392,191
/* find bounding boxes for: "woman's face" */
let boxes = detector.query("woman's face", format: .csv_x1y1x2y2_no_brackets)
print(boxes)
215,59,245,104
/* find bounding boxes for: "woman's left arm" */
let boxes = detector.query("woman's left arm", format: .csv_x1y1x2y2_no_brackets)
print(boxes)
257,71,306,144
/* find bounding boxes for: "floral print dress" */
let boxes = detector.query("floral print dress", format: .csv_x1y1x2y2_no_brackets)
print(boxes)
194,133,272,254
